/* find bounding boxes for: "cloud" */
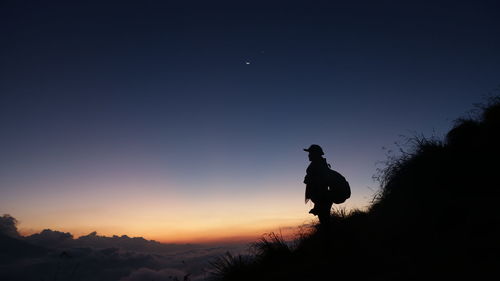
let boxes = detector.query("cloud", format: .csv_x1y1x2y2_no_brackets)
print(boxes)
1,244,222,281
1,246,160,281
74,231,202,254
120,268,188,281
0,214,251,281
0,214,21,238
22,228,202,255
25,229,74,248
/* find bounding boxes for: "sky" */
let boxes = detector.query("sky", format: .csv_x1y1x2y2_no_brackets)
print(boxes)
1,0,499,243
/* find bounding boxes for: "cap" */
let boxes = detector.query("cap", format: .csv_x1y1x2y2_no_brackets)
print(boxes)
303,144,324,155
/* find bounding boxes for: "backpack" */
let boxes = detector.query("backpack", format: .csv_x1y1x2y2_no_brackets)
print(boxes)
327,168,351,204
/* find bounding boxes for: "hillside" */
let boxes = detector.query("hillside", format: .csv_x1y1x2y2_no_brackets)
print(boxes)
210,97,500,281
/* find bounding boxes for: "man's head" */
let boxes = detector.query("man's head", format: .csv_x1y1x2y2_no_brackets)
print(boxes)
304,144,324,161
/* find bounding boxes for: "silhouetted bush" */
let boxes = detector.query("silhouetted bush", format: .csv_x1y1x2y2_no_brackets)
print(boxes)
209,252,253,281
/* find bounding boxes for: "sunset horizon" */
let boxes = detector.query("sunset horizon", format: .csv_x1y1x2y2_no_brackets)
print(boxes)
7,179,363,244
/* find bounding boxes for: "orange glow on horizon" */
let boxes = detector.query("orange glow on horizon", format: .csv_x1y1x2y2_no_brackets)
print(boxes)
10,179,369,244
18,216,312,244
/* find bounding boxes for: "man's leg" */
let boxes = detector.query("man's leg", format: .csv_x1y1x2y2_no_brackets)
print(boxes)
317,203,331,225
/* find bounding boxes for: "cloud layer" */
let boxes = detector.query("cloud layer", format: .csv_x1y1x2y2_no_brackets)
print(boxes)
0,214,21,238
0,214,249,281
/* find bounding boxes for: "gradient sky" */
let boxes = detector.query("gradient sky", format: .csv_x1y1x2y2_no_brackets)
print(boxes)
1,0,499,243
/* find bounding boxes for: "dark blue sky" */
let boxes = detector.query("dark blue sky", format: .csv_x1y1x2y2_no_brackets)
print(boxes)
1,0,499,239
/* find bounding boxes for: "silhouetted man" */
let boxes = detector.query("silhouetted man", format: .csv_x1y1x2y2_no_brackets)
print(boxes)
303,144,333,225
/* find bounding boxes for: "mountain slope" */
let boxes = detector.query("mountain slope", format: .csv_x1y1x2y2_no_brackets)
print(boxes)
211,97,500,281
